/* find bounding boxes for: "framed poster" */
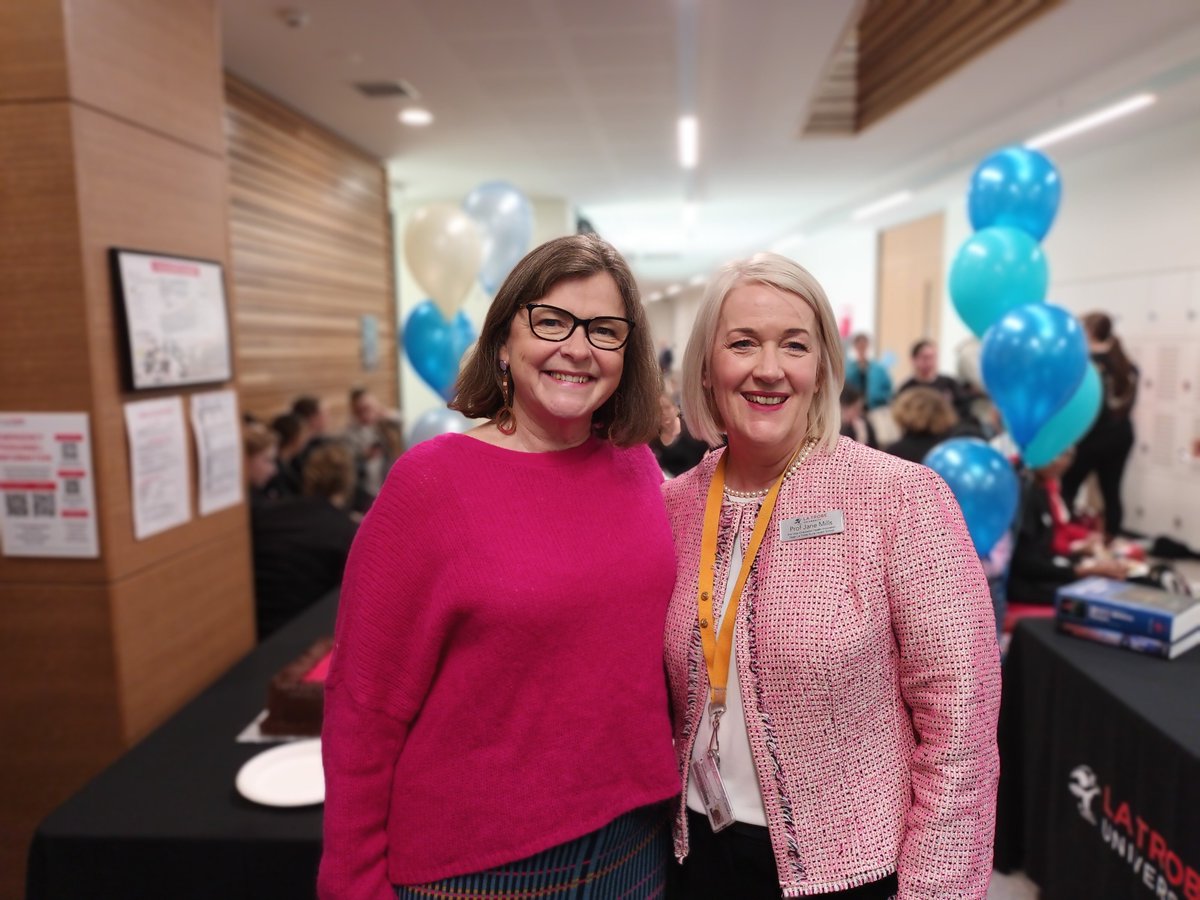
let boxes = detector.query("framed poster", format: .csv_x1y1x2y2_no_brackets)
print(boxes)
110,248,233,390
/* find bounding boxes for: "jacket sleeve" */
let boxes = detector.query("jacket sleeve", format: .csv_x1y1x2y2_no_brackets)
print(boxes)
317,450,451,899
885,464,1002,899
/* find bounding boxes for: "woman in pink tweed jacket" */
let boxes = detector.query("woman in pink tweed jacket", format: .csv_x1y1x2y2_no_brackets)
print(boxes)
663,253,1001,899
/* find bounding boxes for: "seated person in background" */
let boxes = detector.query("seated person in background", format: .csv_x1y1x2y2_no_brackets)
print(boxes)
243,421,279,505
1008,449,1131,606
290,393,330,478
843,332,893,409
654,371,708,477
267,412,308,498
896,339,980,426
884,385,957,464
344,386,386,497
251,440,360,641
839,384,878,448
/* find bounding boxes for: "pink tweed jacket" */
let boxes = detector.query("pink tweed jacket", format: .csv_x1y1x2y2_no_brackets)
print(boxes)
662,437,1001,898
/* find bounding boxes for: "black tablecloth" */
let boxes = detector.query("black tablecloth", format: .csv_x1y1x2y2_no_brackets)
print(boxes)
27,592,337,900
995,618,1200,898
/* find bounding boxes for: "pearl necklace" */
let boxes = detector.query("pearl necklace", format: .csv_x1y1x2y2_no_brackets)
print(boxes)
722,436,818,500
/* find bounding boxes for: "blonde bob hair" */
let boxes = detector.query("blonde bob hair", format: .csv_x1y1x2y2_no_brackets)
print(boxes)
680,252,844,453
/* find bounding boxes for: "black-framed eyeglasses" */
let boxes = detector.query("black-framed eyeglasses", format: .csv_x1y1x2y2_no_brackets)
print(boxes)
522,303,634,351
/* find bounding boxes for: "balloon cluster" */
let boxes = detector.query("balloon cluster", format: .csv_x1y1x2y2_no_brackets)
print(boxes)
402,181,534,403
927,146,1100,556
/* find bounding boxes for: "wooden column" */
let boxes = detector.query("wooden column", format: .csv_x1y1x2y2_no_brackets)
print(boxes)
0,2,254,895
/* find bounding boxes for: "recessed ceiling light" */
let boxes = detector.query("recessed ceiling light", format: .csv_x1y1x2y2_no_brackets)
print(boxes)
666,283,683,296
646,290,664,303
399,107,433,127
688,274,706,286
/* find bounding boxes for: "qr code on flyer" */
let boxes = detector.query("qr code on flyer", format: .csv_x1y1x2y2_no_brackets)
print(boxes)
33,492,55,517
5,493,29,517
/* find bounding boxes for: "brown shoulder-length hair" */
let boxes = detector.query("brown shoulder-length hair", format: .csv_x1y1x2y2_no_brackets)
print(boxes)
450,234,661,447
891,386,957,436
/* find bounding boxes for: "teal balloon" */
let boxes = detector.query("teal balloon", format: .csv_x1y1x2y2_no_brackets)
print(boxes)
968,145,1062,241
463,181,534,295
1021,363,1102,468
949,226,1048,337
403,301,476,401
924,438,1019,556
980,304,1088,449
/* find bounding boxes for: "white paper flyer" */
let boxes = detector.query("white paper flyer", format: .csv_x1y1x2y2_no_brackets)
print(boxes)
189,389,243,515
124,397,192,539
0,412,100,558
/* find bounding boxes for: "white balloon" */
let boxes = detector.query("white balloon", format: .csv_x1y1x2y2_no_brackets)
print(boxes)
404,204,484,318
406,407,474,448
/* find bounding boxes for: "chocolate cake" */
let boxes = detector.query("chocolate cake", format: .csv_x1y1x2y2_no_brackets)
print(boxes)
261,637,333,737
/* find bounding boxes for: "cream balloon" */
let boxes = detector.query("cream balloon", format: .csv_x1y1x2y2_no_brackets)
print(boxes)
404,204,485,317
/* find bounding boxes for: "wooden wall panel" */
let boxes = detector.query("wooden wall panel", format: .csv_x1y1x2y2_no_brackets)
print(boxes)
0,0,68,101
875,212,945,387
69,103,244,586
1,6,248,895
0,103,109,587
225,76,398,427
61,0,225,155
111,529,255,742
0,581,124,900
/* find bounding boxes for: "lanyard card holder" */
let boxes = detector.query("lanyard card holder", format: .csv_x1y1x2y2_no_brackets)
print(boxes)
691,751,734,832
691,706,734,833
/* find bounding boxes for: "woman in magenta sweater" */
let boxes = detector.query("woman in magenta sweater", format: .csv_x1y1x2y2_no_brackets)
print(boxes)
662,253,1001,898
318,235,680,899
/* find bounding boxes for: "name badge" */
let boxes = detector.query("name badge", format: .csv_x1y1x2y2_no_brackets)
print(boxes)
780,510,845,541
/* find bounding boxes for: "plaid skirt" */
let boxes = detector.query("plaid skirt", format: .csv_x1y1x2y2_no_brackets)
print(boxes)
394,803,671,899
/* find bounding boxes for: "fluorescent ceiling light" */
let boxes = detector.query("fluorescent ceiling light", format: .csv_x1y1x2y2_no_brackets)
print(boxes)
399,107,434,127
1025,93,1157,150
678,115,698,169
851,191,913,222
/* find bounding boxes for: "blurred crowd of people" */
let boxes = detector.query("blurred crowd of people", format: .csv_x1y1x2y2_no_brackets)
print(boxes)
242,388,403,640
833,317,1149,621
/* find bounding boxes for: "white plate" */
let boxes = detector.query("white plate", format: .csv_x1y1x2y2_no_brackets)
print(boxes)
235,738,324,807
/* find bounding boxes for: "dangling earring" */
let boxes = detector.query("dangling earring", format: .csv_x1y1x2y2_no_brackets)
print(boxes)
496,360,516,435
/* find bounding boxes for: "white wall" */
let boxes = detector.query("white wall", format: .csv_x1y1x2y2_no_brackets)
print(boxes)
1037,116,1200,542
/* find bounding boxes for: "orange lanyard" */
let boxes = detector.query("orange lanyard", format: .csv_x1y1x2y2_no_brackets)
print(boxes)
696,447,797,713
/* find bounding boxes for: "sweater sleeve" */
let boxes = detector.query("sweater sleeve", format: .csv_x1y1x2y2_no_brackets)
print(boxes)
318,445,453,900
884,464,1001,900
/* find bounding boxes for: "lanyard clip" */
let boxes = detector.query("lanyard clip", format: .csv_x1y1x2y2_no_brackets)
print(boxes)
707,702,726,766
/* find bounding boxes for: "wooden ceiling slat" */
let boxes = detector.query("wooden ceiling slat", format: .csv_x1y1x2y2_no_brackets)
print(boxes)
802,0,1061,135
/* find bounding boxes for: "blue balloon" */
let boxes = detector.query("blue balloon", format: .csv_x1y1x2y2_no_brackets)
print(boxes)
463,181,534,295
1021,362,1102,468
407,407,474,448
980,304,1088,449
949,226,1049,338
403,301,477,401
924,438,1019,556
968,146,1061,241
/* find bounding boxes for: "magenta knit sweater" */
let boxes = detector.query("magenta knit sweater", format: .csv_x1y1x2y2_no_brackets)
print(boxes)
318,433,680,899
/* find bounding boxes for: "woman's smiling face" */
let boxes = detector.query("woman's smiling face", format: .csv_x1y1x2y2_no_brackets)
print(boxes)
499,272,627,444
706,281,820,460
